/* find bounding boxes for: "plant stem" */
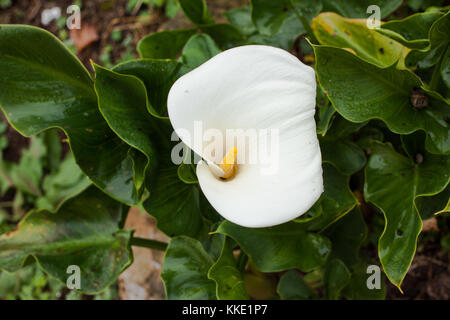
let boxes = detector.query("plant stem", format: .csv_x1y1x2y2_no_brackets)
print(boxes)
130,237,168,251
290,1,318,45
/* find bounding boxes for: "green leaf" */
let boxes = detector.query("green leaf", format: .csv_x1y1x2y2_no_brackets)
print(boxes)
36,153,91,211
323,259,351,299
199,192,222,224
180,33,221,69
0,186,132,294
364,142,450,288
162,236,216,299
441,45,450,87
0,25,138,205
322,0,402,19
320,116,367,175
356,124,385,150
325,114,368,140
178,162,198,184
113,59,185,119
342,262,386,299
315,86,336,136
95,60,207,238
93,64,160,196
406,12,450,69
408,136,450,218
312,12,407,68
243,262,277,299
137,29,197,59
94,64,159,140
143,159,207,238
314,45,450,155
226,5,306,50
248,14,305,50
216,221,331,273
178,0,214,25
378,12,444,49
251,0,294,36
225,6,257,36
416,184,450,219
165,0,179,18
277,270,317,300
200,223,225,260
250,0,322,36
128,148,147,193
41,129,62,173
9,136,46,196
299,163,357,231
325,208,367,268
208,237,249,300
200,23,244,50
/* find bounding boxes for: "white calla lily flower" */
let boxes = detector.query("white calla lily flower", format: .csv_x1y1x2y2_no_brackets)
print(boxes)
168,45,323,228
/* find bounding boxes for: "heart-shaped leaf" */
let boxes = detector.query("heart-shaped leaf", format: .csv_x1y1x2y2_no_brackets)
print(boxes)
314,45,450,154
162,236,216,300
199,23,245,50
316,85,336,136
94,63,210,238
298,163,357,231
401,131,450,219
93,64,160,196
178,0,215,25
406,12,449,69
178,162,198,184
0,186,132,294
378,12,444,49
143,158,208,238
113,59,185,119
312,12,407,67
7,137,45,197
180,33,221,69
225,6,257,36
251,0,294,36
342,262,386,299
416,185,450,219
313,211,366,300
325,207,367,268
323,258,351,299
0,25,138,204
364,141,449,288
208,237,249,300
248,13,306,50
175,0,243,50
225,5,307,50
277,270,317,299
36,153,91,211
216,221,331,273
320,116,367,175
137,29,197,59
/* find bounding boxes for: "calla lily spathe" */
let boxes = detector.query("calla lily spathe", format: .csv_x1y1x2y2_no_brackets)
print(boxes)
168,45,323,228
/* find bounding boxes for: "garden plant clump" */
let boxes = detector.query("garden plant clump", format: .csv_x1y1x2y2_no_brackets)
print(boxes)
0,0,449,300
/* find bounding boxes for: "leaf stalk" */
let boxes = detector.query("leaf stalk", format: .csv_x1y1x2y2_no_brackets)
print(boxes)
130,236,168,251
